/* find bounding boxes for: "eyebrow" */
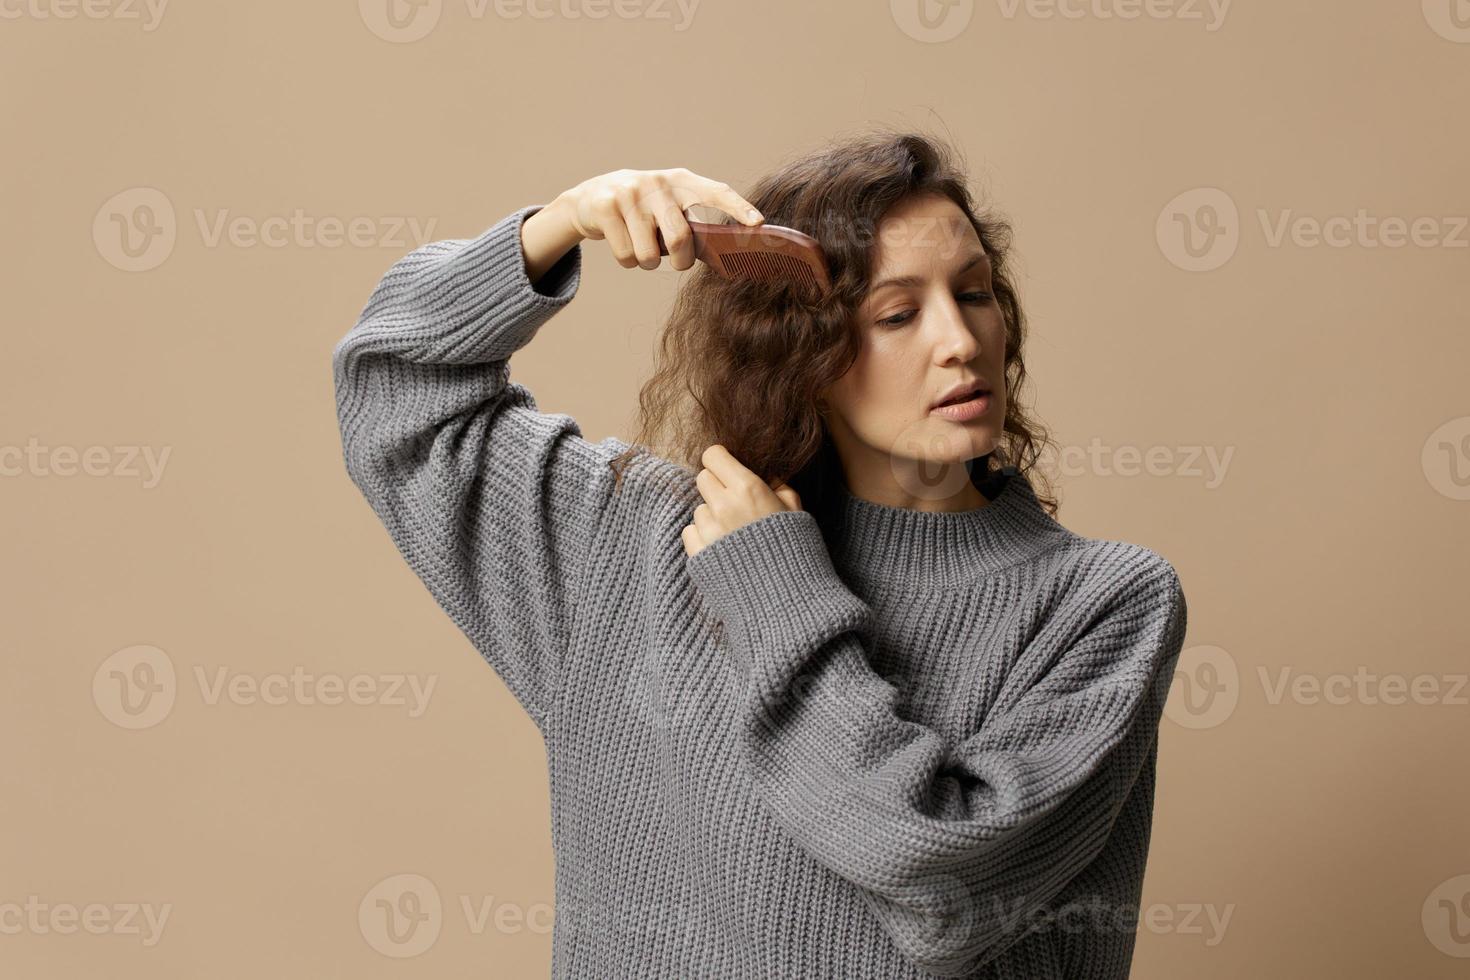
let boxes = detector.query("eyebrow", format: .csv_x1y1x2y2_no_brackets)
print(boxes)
869,251,991,294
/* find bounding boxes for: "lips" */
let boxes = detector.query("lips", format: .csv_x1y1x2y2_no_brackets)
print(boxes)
931,379,991,409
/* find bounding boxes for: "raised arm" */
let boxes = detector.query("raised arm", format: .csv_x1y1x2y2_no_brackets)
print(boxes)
684,510,1187,976
331,202,620,734
331,170,768,735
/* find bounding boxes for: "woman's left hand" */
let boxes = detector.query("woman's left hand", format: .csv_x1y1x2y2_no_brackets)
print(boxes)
682,444,802,558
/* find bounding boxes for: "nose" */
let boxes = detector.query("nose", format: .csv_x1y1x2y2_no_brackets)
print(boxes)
931,295,981,365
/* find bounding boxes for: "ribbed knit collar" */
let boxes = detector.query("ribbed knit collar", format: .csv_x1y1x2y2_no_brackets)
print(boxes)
829,467,1076,585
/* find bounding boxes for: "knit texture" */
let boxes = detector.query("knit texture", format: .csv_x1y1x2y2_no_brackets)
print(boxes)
332,203,1189,979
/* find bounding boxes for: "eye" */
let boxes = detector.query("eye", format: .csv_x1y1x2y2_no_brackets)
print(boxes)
877,291,994,328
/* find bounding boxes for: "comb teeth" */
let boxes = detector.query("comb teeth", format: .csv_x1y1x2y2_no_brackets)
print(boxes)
718,252,818,287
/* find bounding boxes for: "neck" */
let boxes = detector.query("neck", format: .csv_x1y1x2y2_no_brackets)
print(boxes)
840,455,990,514
828,467,1076,585
845,473,992,514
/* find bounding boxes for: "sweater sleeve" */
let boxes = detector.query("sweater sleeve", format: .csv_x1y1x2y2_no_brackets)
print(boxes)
332,203,620,735
684,510,1187,977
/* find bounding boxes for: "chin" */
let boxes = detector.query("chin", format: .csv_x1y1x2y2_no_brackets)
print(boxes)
960,423,1003,460
906,430,999,470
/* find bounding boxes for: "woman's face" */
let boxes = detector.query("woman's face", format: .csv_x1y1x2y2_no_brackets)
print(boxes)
821,193,1009,507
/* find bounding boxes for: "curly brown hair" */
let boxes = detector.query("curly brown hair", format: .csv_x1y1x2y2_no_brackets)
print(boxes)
609,127,1060,532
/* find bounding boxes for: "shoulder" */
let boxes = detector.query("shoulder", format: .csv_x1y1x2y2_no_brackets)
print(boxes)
1044,539,1190,686
573,434,701,543
1048,533,1185,615
592,436,698,503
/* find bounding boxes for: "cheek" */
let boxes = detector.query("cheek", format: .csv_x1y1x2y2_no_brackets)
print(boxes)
838,364,935,450
850,345,924,412
982,312,1009,355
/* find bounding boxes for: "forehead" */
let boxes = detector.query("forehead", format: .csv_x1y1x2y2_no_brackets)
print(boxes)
870,196,985,272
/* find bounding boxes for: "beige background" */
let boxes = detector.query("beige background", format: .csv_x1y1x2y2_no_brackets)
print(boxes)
3,1,1467,976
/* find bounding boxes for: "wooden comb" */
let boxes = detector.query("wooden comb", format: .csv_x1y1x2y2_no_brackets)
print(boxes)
655,220,832,296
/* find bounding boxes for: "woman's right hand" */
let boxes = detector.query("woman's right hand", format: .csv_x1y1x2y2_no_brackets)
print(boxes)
551,168,765,272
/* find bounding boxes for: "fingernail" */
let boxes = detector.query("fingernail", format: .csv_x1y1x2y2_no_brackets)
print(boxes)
747,208,762,222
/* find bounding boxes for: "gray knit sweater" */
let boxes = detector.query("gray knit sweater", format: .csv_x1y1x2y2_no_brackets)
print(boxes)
332,203,1189,979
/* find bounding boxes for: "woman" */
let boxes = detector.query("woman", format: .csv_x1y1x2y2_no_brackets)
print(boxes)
332,131,1188,979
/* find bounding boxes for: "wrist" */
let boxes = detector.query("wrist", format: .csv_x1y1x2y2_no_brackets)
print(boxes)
521,196,584,286
543,191,587,241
